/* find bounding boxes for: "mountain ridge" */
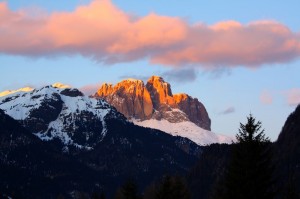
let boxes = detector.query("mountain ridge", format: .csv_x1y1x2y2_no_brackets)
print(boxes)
0,80,233,146
0,84,201,198
94,76,211,130
93,76,233,145
0,84,124,151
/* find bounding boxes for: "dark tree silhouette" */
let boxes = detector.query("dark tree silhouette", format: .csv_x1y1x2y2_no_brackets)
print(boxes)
213,114,275,199
283,170,300,199
91,192,106,199
144,175,190,199
114,179,141,199
100,192,106,199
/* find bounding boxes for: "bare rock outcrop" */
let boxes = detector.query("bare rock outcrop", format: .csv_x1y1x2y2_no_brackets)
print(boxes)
173,93,211,130
94,76,211,130
95,79,153,120
146,76,175,107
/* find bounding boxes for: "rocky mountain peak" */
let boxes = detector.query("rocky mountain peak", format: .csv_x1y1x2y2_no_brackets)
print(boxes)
94,79,153,120
146,76,175,107
114,79,146,94
94,76,211,131
97,83,113,97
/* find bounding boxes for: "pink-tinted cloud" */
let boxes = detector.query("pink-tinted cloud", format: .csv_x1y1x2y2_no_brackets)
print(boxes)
0,0,300,68
286,88,300,106
260,91,273,105
153,21,300,67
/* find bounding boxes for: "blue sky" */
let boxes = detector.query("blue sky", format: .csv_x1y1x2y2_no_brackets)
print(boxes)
1,0,300,140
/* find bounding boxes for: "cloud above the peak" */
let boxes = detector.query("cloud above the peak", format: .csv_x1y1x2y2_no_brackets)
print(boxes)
1,0,300,68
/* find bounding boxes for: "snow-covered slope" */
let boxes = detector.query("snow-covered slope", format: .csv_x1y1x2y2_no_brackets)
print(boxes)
132,119,233,145
0,84,120,150
0,87,34,97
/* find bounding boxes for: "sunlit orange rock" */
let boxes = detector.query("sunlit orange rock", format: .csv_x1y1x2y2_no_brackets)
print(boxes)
97,83,113,96
173,93,211,130
146,76,175,107
95,79,153,120
94,76,211,130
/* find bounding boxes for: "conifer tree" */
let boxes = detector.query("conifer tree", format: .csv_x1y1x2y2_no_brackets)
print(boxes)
100,192,106,199
283,171,300,199
91,192,106,199
151,175,190,199
214,114,275,199
114,179,141,199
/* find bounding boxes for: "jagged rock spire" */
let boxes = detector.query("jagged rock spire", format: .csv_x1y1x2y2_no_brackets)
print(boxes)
94,76,211,130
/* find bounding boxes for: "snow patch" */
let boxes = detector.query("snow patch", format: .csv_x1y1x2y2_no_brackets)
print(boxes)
132,119,234,145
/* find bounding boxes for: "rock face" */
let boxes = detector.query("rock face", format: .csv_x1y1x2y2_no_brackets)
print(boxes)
146,76,175,106
96,79,153,120
94,76,211,130
174,93,211,129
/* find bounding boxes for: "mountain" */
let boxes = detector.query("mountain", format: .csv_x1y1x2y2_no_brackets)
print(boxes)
0,84,200,198
94,76,232,145
277,105,300,152
94,76,210,129
276,105,300,197
0,83,121,151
